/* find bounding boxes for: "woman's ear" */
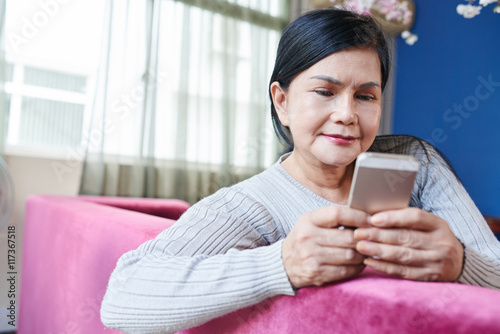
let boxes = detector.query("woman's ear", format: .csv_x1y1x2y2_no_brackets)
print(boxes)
270,81,289,127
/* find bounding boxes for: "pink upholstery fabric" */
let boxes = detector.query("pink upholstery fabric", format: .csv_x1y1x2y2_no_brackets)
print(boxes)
19,195,500,334
78,195,189,220
18,195,189,334
184,268,500,334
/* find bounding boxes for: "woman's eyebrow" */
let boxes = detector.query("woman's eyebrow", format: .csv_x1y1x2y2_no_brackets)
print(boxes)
310,75,380,89
310,75,343,86
359,81,381,89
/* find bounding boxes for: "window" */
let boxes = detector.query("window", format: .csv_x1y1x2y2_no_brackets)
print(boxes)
4,61,88,149
3,0,289,168
4,0,109,155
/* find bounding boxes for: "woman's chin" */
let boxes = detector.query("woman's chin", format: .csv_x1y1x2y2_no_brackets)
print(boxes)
314,154,357,168
322,159,355,168
315,148,361,167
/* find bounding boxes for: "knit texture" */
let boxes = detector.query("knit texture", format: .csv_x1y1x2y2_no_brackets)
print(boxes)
101,135,500,333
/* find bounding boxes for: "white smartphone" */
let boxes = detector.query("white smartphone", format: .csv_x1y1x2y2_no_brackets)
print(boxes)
347,152,419,215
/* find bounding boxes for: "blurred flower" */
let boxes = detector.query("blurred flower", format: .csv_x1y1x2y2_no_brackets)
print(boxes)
375,0,413,24
457,4,482,18
342,0,374,15
479,0,497,6
457,0,500,18
329,0,417,45
401,30,418,45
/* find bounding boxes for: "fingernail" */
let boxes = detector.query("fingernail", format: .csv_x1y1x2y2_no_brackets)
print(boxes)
371,214,386,226
353,229,367,240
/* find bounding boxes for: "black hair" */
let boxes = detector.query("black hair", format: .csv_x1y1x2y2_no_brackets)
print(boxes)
269,8,391,151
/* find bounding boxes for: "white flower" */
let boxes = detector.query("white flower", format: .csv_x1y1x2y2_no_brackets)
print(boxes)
494,5,500,13
406,35,418,45
401,31,418,45
401,30,411,39
342,0,373,15
361,0,376,7
479,0,497,6
456,4,482,18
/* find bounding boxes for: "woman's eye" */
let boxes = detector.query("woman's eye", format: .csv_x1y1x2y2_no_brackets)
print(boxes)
315,90,333,97
357,95,375,101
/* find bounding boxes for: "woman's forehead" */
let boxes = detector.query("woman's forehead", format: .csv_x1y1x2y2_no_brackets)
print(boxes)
296,49,382,83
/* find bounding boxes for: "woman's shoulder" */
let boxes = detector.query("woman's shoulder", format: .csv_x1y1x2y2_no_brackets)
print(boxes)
230,161,295,208
201,158,327,229
370,134,460,184
369,134,434,157
369,134,454,166
191,162,286,217
181,163,296,241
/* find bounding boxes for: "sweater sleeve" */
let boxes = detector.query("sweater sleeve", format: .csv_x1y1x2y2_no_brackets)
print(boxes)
411,143,500,290
100,187,295,334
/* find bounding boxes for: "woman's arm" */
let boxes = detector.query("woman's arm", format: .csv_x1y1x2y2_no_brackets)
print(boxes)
100,188,294,334
423,150,500,289
418,142,500,289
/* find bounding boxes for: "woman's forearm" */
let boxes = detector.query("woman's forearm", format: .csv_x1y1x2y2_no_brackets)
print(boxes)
100,240,294,333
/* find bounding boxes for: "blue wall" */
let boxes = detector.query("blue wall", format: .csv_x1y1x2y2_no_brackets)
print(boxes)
392,0,500,217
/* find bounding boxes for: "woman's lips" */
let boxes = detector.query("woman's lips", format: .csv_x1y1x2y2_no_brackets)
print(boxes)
323,134,357,145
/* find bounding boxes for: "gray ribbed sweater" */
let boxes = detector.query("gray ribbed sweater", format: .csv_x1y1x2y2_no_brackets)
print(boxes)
101,135,500,334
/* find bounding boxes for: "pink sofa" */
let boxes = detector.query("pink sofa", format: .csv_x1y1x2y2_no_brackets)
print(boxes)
19,195,500,333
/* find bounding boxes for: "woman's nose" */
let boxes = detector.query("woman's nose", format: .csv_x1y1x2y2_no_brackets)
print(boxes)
330,95,357,125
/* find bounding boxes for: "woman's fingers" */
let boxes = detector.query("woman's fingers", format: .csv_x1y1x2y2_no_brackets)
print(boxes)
309,264,366,286
308,205,371,229
363,257,440,282
354,227,429,249
283,228,366,289
287,262,366,288
317,228,359,248
309,244,366,266
357,240,453,281
355,240,433,265
353,207,464,282
282,206,372,289
369,207,442,231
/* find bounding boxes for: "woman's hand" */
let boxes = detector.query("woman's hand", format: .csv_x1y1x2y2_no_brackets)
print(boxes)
354,208,464,282
282,206,371,289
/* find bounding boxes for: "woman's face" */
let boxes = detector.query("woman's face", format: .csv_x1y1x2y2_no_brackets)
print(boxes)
272,48,382,168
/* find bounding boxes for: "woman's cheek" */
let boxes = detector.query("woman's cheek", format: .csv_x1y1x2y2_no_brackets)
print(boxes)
364,109,381,131
359,111,381,147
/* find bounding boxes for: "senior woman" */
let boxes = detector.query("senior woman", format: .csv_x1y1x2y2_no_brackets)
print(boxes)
101,8,500,334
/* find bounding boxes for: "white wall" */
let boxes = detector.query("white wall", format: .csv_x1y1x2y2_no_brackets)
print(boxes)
0,154,82,330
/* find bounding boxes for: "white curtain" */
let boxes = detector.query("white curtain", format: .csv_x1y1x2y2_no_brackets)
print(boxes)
79,0,289,203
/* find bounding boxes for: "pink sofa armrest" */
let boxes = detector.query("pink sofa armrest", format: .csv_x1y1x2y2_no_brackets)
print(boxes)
18,195,189,334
